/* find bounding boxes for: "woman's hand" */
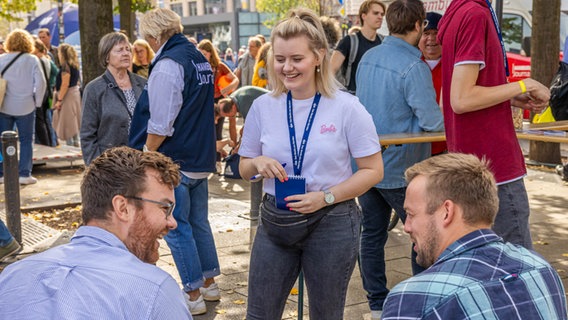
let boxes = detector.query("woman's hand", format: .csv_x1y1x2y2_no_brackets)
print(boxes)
253,156,287,182
285,191,326,214
53,100,62,110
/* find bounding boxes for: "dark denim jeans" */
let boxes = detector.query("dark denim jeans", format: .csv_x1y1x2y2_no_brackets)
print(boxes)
0,110,35,177
358,187,425,311
0,219,14,247
164,175,220,291
493,179,533,250
247,198,361,320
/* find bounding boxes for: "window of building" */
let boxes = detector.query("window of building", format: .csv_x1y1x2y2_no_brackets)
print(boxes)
189,1,198,16
170,3,183,17
205,0,225,14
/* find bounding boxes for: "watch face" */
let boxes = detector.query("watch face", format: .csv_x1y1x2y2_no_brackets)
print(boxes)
325,192,335,204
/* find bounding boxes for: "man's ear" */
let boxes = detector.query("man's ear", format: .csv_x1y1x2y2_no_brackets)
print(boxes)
441,199,457,227
112,195,131,223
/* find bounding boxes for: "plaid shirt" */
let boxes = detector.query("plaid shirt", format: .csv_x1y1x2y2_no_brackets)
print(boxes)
382,229,568,319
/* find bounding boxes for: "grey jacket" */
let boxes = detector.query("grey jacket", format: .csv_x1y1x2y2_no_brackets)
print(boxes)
0,52,47,115
80,69,146,165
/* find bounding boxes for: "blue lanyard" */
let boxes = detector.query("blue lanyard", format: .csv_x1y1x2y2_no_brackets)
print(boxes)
486,0,510,76
286,91,322,176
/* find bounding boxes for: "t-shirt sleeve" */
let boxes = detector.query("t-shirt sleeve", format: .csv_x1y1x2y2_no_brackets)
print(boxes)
454,10,488,68
238,98,263,158
335,35,351,62
345,98,381,158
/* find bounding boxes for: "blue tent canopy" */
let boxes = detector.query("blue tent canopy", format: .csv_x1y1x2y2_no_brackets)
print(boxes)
26,3,121,47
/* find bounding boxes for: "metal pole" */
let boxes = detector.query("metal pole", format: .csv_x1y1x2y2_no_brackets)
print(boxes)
249,180,262,247
58,0,65,45
2,131,21,244
495,0,503,27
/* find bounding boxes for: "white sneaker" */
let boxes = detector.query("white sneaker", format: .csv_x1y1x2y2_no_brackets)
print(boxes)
371,310,383,320
199,283,221,301
184,292,206,315
19,176,38,185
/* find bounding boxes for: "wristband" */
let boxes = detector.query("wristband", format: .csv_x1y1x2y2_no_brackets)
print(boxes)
143,145,149,152
518,80,527,94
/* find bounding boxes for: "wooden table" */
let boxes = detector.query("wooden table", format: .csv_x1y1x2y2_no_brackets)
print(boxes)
528,120,568,131
379,130,568,146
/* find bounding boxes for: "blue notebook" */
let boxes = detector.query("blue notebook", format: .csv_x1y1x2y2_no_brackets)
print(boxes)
274,176,306,210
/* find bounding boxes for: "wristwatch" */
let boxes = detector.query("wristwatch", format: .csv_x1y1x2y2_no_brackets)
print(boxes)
323,190,335,205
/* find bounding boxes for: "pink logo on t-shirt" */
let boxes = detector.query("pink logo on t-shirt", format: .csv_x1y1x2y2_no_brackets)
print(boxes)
320,124,336,134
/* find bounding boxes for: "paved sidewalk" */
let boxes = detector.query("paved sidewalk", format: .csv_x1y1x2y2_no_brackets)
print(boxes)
1,162,567,319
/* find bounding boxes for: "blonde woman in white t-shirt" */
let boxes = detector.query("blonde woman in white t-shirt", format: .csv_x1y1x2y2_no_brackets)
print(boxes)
238,7,384,320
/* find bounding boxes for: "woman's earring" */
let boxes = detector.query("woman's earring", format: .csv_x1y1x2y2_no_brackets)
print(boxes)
316,66,320,73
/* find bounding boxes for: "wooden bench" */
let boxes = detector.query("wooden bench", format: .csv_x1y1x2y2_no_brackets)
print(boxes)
380,130,568,146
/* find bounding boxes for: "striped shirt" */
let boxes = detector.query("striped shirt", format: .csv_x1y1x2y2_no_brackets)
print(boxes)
382,229,567,319
0,226,191,319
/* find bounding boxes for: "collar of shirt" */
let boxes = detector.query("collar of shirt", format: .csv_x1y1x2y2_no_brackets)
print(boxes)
384,35,422,59
71,226,129,252
434,229,502,267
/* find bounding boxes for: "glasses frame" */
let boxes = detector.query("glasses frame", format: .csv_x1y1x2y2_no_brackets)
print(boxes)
423,19,429,28
125,196,175,219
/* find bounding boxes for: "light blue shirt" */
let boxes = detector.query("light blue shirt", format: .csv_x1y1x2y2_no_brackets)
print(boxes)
356,36,444,189
147,45,185,137
0,226,191,320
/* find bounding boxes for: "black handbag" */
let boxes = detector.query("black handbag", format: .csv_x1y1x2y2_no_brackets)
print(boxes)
549,61,568,121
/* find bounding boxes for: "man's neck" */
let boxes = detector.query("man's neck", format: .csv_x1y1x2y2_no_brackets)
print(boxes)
360,26,377,41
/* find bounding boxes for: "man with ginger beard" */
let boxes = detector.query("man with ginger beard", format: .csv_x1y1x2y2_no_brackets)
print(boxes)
0,147,192,319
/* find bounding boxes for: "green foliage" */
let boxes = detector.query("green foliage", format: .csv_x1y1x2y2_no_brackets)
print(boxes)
0,0,37,22
112,0,154,14
256,0,320,28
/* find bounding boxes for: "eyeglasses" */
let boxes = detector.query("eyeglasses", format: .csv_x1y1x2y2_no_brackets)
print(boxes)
125,196,175,219
423,20,429,28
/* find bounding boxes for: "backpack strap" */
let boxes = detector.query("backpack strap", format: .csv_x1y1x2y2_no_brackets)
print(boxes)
1,52,25,77
344,33,359,88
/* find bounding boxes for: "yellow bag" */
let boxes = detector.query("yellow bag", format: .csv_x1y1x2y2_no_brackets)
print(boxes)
533,106,556,123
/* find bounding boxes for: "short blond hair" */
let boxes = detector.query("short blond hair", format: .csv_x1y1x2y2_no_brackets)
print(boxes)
139,8,183,46
405,153,499,226
5,29,34,53
268,8,339,98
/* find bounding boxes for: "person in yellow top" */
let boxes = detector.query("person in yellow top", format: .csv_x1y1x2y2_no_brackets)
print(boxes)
251,42,271,88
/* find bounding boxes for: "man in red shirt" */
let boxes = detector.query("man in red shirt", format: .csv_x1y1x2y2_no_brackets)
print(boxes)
438,0,549,249
419,11,445,155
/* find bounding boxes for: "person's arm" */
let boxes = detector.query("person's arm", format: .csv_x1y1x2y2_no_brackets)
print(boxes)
79,82,101,165
450,64,549,114
286,152,383,214
33,57,47,107
228,116,237,144
330,50,346,75
54,70,70,110
220,63,239,96
145,59,184,151
405,63,444,132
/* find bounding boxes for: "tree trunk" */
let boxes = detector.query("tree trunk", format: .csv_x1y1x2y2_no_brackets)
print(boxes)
79,0,114,86
529,0,561,164
119,0,136,41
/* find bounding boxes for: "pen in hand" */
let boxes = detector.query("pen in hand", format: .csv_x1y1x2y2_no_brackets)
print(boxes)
250,163,287,181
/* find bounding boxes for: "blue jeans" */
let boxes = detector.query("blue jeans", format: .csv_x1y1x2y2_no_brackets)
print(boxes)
0,111,35,177
164,175,220,291
358,187,425,311
493,179,533,250
247,199,361,320
0,219,14,247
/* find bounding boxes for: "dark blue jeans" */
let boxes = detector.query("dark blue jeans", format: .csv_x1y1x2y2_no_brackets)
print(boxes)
0,111,35,177
358,187,424,311
247,198,361,320
493,179,533,250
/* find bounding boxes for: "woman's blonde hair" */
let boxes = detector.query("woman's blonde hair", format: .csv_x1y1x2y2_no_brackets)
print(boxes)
5,29,34,53
139,8,183,47
197,39,220,68
132,39,155,66
58,43,80,69
268,7,339,98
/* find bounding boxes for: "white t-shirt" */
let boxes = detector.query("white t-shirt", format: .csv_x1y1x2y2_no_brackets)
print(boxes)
239,90,381,196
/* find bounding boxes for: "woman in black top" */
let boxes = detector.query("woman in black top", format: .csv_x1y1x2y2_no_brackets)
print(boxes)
53,43,81,146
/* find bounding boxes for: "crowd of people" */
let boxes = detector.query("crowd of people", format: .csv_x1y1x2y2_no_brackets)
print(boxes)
0,0,567,319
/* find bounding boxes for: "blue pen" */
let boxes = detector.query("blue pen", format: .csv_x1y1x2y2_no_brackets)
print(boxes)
250,163,287,181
